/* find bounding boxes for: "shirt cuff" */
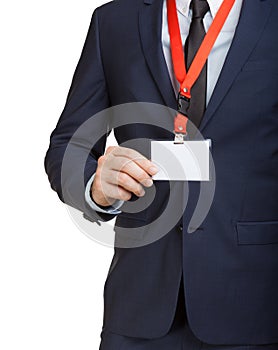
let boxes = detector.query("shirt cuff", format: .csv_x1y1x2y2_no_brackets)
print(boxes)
85,173,124,214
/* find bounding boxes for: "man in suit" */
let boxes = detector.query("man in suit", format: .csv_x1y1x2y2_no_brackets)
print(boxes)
45,0,278,348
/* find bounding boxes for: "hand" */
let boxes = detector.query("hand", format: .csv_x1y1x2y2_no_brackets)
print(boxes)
91,146,158,207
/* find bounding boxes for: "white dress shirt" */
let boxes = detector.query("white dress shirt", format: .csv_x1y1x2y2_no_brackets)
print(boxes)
162,0,243,102
85,0,243,214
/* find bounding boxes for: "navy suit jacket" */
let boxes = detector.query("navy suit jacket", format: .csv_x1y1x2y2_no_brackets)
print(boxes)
45,0,278,345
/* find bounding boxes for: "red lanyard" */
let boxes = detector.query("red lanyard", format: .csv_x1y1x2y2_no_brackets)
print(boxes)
167,0,236,139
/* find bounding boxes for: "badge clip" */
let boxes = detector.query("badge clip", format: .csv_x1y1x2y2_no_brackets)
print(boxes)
174,133,187,144
174,93,190,144
177,92,190,117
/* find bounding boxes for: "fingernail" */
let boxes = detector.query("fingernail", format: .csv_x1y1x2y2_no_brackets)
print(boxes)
149,166,158,174
142,179,153,187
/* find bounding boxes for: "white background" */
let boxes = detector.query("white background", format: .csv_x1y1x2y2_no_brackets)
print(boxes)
0,1,113,349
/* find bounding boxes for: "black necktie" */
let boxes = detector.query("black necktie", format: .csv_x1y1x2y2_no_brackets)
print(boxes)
185,0,210,130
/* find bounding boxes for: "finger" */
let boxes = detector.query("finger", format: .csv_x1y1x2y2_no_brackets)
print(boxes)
107,156,154,187
109,146,158,175
104,169,146,197
100,182,133,202
105,146,117,155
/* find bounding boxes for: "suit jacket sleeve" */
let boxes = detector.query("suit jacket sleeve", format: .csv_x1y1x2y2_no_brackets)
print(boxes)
44,9,115,222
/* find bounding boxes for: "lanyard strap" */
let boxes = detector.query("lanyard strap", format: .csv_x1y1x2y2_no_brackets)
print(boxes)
167,0,236,138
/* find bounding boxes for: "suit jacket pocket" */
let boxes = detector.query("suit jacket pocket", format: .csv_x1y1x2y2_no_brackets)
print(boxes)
236,220,278,245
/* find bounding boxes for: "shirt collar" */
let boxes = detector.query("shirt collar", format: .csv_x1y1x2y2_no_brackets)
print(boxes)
208,0,224,18
176,0,224,19
176,0,191,18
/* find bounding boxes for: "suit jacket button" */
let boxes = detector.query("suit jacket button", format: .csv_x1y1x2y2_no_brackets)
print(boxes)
178,224,183,232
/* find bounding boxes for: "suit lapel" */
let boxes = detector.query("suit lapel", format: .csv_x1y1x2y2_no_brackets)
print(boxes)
139,0,177,109
139,0,273,131
200,0,273,132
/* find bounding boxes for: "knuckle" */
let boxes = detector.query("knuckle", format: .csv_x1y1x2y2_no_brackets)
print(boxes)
98,155,105,166
120,191,132,201
120,160,132,173
117,172,129,186
117,146,134,159
106,146,118,155
124,147,133,156
106,146,114,153
137,171,148,182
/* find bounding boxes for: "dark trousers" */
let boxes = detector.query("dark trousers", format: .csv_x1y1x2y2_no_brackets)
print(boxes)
99,283,278,350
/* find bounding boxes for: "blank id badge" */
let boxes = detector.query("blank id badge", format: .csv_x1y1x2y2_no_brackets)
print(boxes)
151,140,211,181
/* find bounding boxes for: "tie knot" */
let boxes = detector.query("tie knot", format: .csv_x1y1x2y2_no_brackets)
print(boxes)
191,0,210,19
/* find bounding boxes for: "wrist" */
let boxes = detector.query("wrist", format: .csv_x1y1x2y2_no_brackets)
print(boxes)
91,186,116,208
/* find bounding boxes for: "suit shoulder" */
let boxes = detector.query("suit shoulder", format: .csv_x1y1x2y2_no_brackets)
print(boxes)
96,0,144,14
93,0,145,29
